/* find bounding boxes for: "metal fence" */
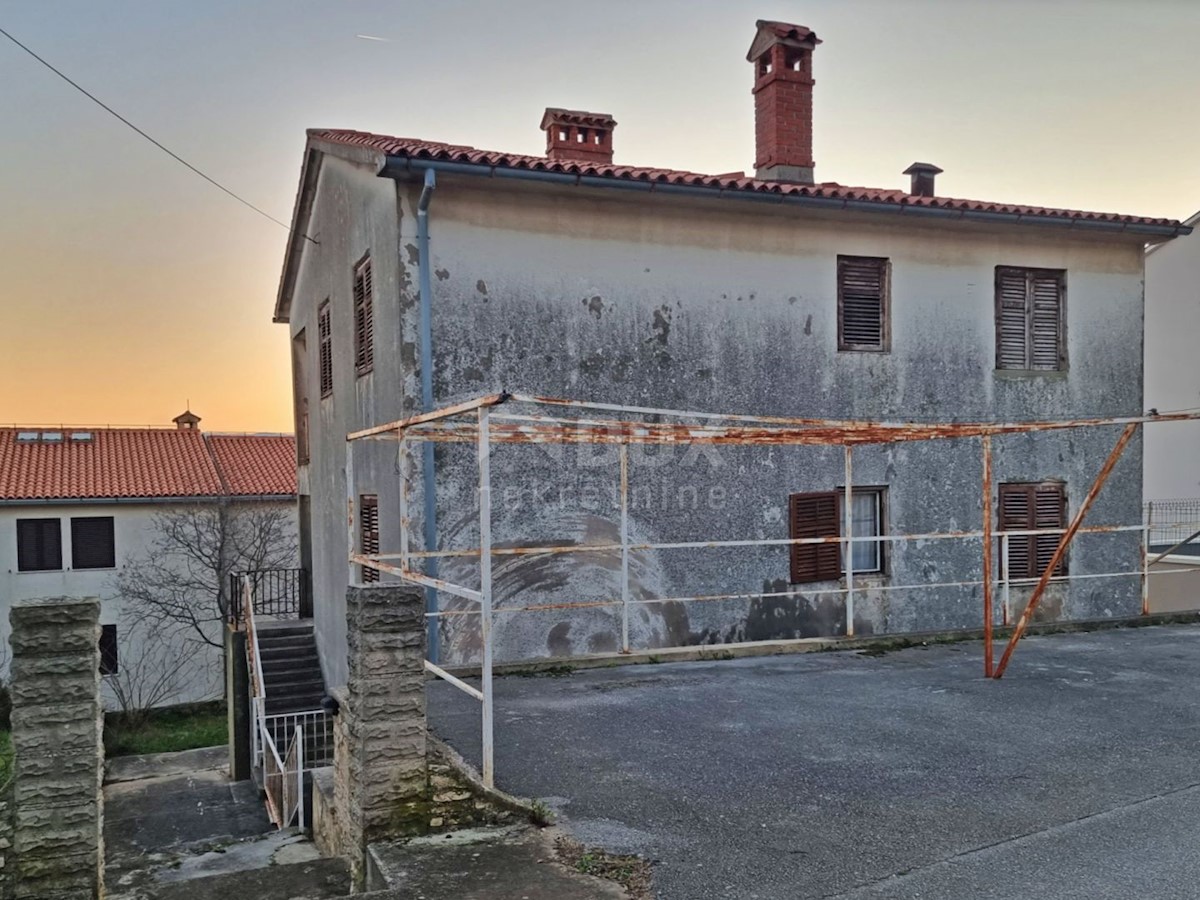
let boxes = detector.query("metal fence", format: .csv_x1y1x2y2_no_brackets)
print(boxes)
348,393,1200,789
228,568,310,623
1145,500,1200,550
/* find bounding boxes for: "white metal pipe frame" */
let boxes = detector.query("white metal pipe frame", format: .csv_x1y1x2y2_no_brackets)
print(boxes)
346,392,1200,788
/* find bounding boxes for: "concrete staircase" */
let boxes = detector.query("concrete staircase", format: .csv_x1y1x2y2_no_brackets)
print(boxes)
256,621,326,716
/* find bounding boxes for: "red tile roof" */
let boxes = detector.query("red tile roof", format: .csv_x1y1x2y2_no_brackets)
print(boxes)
0,428,296,502
206,434,297,497
309,128,1185,230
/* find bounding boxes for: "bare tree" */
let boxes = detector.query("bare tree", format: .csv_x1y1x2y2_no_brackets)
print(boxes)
113,502,298,650
104,616,213,733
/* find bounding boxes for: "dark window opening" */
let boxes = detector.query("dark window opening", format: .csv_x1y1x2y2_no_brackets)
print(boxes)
360,494,380,583
995,267,1067,371
99,624,118,675
353,256,374,376
838,256,890,351
71,516,115,569
318,301,333,398
17,518,62,572
999,482,1067,579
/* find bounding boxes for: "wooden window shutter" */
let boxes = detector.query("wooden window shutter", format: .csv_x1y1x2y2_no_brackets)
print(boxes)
995,267,1066,371
353,256,374,375
318,302,333,398
995,268,1030,370
838,256,889,351
789,492,841,583
1033,483,1067,576
360,494,380,583
71,516,115,569
1030,273,1065,371
999,482,1066,579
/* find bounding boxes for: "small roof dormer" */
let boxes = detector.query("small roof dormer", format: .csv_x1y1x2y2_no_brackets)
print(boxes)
173,409,202,431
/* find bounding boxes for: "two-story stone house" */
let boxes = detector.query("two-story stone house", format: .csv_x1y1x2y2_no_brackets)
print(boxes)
274,20,1190,685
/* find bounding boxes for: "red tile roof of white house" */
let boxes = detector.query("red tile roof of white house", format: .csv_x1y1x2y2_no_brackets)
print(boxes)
0,428,296,502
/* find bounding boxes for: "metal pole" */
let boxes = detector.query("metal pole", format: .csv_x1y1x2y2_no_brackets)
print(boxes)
619,443,630,654
346,439,356,585
296,724,305,830
844,446,854,637
1142,504,1152,619
994,422,1138,678
399,433,410,570
477,406,495,789
1001,534,1011,627
981,434,994,677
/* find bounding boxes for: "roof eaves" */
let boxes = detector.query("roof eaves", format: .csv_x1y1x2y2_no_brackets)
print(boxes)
379,152,1190,238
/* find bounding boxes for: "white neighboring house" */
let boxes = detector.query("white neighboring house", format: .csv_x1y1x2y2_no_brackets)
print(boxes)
1145,208,1200,503
0,411,298,709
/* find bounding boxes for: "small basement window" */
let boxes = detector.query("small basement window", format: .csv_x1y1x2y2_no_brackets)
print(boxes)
99,624,118,675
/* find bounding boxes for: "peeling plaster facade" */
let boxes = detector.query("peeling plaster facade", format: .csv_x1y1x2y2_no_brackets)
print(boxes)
284,150,1150,686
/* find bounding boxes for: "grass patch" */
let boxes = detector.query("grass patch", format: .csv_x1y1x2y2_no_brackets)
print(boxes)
0,730,13,789
105,701,227,757
555,835,653,899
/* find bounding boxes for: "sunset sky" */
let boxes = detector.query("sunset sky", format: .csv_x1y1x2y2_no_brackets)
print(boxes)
2,0,1198,432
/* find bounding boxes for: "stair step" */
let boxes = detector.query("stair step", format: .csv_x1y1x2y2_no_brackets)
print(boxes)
259,647,318,662
265,681,326,696
258,636,316,652
265,698,329,716
263,662,322,680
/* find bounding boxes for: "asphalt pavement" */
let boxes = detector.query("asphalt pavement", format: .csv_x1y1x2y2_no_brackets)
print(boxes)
429,625,1200,899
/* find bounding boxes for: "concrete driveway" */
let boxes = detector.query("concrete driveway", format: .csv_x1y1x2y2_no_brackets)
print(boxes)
429,626,1200,899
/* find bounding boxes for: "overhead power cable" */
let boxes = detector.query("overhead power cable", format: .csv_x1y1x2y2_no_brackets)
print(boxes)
0,25,314,243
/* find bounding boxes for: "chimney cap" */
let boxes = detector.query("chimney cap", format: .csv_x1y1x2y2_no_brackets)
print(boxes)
903,162,944,176
540,108,617,131
746,20,821,61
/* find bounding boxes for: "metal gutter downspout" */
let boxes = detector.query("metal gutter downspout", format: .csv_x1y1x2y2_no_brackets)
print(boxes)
417,167,440,662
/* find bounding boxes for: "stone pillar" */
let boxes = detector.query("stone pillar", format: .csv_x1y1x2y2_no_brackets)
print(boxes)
334,585,427,885
8,597,104,900
224,625,251,782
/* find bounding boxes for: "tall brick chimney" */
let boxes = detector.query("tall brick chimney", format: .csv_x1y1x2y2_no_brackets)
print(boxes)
540,108,616,165
747,20,821,184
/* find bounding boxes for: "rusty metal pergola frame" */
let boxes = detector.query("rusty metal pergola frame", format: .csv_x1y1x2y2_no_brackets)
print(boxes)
346,392,1200,788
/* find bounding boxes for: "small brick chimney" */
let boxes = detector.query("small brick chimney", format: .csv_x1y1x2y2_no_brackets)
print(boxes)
540,108,616,165
747,20,821,184
903,162,943,197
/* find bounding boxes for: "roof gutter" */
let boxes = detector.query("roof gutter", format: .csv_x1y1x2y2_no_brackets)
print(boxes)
0,494,297,508
379,157,1191,238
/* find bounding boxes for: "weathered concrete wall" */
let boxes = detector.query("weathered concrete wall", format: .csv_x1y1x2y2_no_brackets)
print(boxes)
8,596,104,899
296,166,1147,676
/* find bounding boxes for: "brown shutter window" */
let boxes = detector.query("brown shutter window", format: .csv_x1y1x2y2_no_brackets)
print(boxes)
353,255,374,376
789,492,841,583
838,256,890,352
995,267,1066,371
71,516,115,569
16,518,62,572
999,482,1067,579
360,494,380,583
318,301,333,398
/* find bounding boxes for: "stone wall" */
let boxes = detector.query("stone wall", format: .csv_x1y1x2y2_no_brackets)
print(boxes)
0,786,13,899
331,585,428,884
8,597,104,899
